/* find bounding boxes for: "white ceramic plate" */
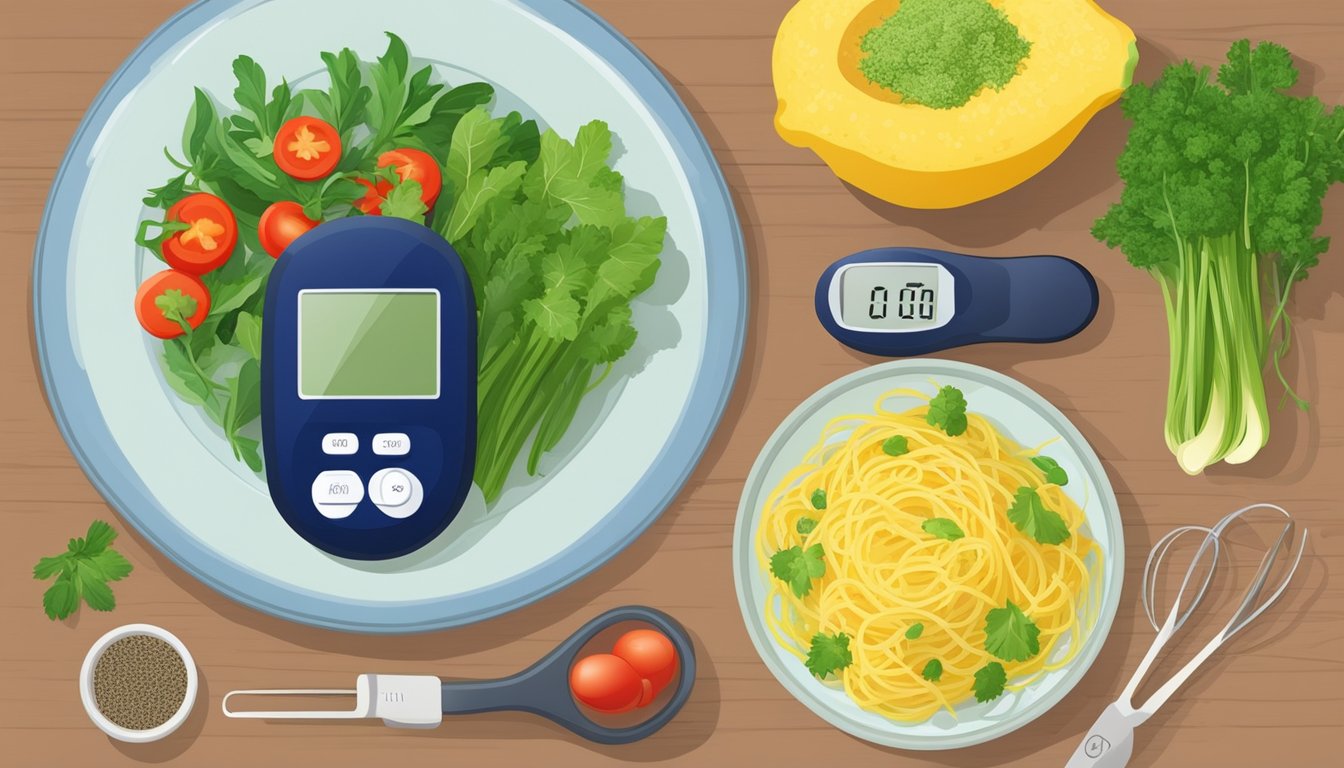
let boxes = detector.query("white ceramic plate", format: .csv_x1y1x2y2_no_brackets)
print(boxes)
732,360,1122,749
34,0,745,632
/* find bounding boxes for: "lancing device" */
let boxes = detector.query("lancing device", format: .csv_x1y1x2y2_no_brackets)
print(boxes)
815,247,1099,356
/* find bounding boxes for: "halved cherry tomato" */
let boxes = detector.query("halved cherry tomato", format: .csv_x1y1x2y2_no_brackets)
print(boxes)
162,193,237,275
135,269,210,340
259,201,320,257
612,629,678,703
377,148,442,207
353,177,393,216
568,653,646,714
273,116,342,181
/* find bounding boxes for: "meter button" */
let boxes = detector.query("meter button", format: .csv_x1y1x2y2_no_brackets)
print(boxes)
372,433,410,456
311,471,364,519
321,433,359,455
380,471,412,507
369,468,422,519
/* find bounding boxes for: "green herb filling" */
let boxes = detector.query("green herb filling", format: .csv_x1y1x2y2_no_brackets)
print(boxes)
858,0,1032,109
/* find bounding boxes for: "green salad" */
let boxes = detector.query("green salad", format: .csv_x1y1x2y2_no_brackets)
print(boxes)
134,33,665,501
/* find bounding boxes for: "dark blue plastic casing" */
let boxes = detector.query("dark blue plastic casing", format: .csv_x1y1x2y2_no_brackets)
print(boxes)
815,247,1098,357
260,217,476,561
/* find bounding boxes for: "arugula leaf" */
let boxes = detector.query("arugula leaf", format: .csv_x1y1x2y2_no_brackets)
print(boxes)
810,488,827,510
796,517,818,535
769,543,826,598
316,48,372,138
926,385,969,436
805,632,853,678
984,600,1041,662
380,179,428,221
224,359,262,469
414,82,495,159
973,662,1007,702
231,55,270,134
921,517,965,541
143,172,190,209
182,87,219,165
575,304,637,365
905,622,924,640
33,521,133,620
366,32,412,149
445,107,509,194
1006,486,1071,545
524,123,625,226
882,435,909,456
922,659,943,682
445,161,527,242
1031,455,1069,486
234,312,262,360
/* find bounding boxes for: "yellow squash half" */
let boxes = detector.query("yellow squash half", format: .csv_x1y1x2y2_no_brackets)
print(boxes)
773,0,1138,208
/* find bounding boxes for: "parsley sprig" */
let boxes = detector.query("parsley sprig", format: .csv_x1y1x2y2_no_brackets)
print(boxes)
33,521,134,620
926,385,968,436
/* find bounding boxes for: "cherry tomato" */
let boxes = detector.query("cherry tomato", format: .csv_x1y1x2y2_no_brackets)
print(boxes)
135,270,210,340
273,116,342,180
353,177,393,216
258,201,320,257
377,147,442,207
612,629,678,700
162,193,237,275
568,653,646,714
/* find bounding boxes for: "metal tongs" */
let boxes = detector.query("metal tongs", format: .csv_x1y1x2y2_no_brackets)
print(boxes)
1065,503,1308,767
222,606,696,745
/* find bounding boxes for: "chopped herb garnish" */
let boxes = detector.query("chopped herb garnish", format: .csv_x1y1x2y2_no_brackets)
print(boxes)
926,385,968,436
972,661,1007,702
1006,486,1071,545
922,659,943,682
769,543,826,598
810,488,828,510
806,632,853,678
984,600,1041,662
796,517,818,536
882,435,909,456
905,622,925,640
1031,455,1069,486
921,517,965,541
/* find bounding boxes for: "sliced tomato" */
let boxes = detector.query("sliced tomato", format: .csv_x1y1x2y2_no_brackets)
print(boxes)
377,148,442,208
354,177,393,216
274,116,342,180
259,201,320,257
162,193,237,275
135,270,211,340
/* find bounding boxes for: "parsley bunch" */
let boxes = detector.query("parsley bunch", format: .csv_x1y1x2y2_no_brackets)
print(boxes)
1093,39,1344,474
33,521,133,620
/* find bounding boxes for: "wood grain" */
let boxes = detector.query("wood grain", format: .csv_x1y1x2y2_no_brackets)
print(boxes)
1,1,1341,766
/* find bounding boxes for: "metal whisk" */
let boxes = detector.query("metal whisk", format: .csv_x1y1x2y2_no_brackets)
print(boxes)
1065,503,1308,768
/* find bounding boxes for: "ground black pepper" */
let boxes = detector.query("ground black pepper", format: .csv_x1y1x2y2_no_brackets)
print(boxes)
92,635,188,730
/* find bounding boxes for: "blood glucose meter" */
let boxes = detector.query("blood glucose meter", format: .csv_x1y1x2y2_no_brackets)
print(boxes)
260,217,476,560
815,247,1098,356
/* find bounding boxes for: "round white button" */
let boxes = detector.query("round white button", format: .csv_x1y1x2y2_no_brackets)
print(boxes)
381,471,412,507
322,433,358,455
311,471,364,519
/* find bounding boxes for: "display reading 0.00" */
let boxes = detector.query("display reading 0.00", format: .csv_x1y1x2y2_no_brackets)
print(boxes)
840,264,942,330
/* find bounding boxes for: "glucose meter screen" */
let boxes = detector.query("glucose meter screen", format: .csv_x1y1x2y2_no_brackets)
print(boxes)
840,264,941,330
299,291,439,398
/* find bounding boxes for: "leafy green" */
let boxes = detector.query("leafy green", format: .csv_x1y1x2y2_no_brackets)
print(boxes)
922,659,943,682
769,544,826,598
921,517,965,541
926,385,968,436
805,632,853,678
795,517,818,536
972,662,1007,702
33,521,133,620
1006,486,1071,545
1031,455,1069,486
984,600,1041,662
1093,39,1344,473
810,489,828,510
380,179,428,221
905,622,924,640
882,435,909,456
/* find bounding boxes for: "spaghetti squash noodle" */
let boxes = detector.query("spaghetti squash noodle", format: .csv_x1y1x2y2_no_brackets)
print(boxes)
755,388,1099,721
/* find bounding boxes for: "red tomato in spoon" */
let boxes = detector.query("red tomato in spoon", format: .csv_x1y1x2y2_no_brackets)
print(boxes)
568,653,647,714
613,629,678,703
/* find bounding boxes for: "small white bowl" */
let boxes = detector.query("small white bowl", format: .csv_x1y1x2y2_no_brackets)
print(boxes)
79,623,198,743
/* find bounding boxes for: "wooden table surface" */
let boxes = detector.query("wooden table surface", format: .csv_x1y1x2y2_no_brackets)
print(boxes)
2,0,1341,765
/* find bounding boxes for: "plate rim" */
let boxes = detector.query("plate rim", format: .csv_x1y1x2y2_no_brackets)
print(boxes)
31,0,747,633
731,359,1124,749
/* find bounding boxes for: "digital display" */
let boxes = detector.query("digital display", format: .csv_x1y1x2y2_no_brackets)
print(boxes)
299,291,439,398
840,264,943,330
